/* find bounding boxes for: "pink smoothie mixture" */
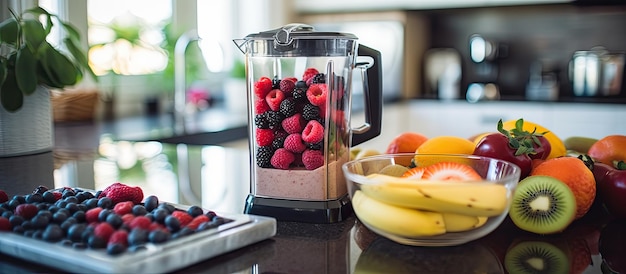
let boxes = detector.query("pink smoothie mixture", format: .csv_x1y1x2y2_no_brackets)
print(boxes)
254,157,348,200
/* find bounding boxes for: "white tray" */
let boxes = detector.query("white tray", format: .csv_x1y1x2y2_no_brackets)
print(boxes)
0,206,276,273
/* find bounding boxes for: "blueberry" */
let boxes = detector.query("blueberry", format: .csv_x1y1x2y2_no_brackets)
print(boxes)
12,225,24,234
31,215,50,229
64,196,78,204
42,224,64,242
36,203,49,211
56,208,71,217
152,208,168,224
187,206,203,217
32,230,43,239
13,195,26,204
55,200,68,209
107,243,126,255
148,230,170,243
143,195,159,212
25,193,43,203
2,211,12,219
87,235,106,249
7,199,20,210
106,213,123,229
60,218,77,232
32,185,49,195
62,189,75,199
83,198,99,209
42,191,56,203
128,229,149,246
67,223,87,242
81,226,95,243
164,215,180,232
52,211,68,224
65,202,80,214
9,215,24,226
197,221,219,231
132,205,147,216
37,210,52,219
173,227,194,239
158,203,175,214
98,209,112,222
98,197,112,209
21,220,33,230
74,192,88,203
72,211,86,222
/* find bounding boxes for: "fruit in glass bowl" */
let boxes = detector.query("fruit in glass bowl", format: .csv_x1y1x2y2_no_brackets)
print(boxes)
342,153,521,246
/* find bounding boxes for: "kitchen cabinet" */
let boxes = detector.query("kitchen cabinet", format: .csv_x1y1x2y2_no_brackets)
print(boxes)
356,100,626,150
295,0,571,13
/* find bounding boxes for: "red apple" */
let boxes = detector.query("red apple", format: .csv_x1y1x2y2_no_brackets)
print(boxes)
593,162,626,219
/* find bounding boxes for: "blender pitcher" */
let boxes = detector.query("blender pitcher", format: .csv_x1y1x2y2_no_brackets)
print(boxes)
234,24,382,223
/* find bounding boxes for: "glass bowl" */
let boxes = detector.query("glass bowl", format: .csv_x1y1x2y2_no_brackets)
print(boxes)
342,153,521,246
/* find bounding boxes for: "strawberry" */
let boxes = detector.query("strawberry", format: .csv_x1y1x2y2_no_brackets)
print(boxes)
186,215,210,230
94,222,115,241
0,217,11,231
108,230,129,247
401,167,427,179
85,207,103,223
14,204,37,219
265,89,285,111
113,201,134,215
128,216,152,230
99,183,143,204
171,211,193,227
0,190,8,203
421,162,482,181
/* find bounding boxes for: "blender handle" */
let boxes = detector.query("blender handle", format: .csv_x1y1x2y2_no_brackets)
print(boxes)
352,44,383,146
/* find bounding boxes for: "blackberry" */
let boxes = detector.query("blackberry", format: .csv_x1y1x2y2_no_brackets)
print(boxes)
311,73,326,84
254,113,270,129
265,111,284,128
256,146,274,168
302,103,320,121
279,98,296,117
292,88,307,103
272,76,281,89
272,130,288,150
307,141,323,150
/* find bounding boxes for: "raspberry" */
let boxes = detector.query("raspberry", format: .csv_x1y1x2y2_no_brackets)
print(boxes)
121,213,135,225
306,84,327,107
52,191,63,201
254,76,273,98
279,97,297,117
279,78,296,96
94,222,115,241
284,133,306,153
285,77,298,83
255,99,270,114
302,149,324,170
0,190,8,203
99,182,143,204
270,148,295,170
281,113,305,134
85,207,103,223
113,201,133,215
108,230,129,247
171,211,193,227
301,120,324,144
15,204,37,219
0,217,11,231
128,216,152,230
186,215,210,230
256,146,274,168
302,68,319,83
255,128,274,147
265,89,285,111
272,130,288,150
302,103,320,121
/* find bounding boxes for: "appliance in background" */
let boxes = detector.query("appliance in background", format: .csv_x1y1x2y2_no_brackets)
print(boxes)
465,34,506,102
305,20,405,105
570,46,625,97
423,48,462,100
525,60,559,101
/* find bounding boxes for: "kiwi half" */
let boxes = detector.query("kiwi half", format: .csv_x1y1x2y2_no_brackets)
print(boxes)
504,241,570,274
509,175,576,234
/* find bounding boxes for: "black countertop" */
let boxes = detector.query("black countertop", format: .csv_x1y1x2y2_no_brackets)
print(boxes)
0,108,624,273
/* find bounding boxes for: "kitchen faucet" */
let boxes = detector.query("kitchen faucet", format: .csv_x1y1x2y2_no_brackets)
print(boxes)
174,30,201,135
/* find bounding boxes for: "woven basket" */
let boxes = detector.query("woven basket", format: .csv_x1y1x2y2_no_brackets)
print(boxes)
51,89,99,122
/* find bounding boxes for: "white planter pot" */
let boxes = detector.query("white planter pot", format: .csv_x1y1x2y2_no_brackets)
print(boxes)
0,87,54,157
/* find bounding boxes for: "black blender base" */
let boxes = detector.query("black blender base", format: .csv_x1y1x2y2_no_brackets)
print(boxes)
244,194,353,223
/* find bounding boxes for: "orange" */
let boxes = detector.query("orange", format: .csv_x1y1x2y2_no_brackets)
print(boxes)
501,119,566,160
469,132,493,147
587,135,626,165
385,132,429,154
530,156,596,219
416,135,476,155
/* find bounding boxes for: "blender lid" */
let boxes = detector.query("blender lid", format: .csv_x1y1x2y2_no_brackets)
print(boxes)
235,23,358,55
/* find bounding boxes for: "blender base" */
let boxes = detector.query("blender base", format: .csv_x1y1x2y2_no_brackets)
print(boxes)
244,194,353,223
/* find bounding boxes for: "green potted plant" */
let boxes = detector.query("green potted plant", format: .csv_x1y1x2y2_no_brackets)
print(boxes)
0,6,95,112
0,6,95,157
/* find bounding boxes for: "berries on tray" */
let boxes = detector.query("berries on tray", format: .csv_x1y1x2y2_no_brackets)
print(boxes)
252,67,347,170
0,184,233,256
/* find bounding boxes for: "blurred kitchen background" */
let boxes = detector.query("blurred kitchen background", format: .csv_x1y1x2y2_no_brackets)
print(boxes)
2,0,625,142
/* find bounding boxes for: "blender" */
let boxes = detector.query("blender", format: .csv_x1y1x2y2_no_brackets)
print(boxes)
234,24,382,223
